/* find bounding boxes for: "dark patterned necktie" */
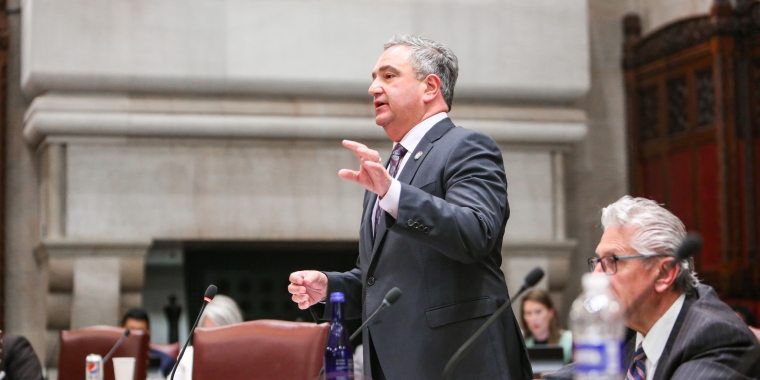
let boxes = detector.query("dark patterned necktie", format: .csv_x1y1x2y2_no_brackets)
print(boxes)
373,143,408,238
626,343,647,380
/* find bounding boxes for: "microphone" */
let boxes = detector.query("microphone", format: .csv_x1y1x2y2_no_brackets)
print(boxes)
349,287,402,341
169,284,217,380
676,232,703,261
102,329,130,363
442,267,544,380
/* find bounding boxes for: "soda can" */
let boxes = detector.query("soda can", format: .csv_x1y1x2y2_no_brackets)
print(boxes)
86,353,104,380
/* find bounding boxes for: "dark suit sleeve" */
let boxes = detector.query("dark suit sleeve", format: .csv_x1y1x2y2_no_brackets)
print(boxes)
669,320,760,380
389,131,508,264
4,335,44,380
314,268,364,321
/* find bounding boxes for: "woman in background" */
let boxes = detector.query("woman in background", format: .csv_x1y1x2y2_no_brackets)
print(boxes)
169,295,244,380
520,289,572,364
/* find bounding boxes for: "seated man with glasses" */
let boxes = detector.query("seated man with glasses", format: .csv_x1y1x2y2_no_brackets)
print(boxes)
545,196,760,380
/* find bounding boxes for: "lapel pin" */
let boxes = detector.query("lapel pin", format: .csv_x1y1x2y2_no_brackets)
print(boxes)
414,151,423,160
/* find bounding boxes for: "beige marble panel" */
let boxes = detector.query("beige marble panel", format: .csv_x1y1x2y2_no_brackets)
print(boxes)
64,138,562,244
501,150,555,241
65,139,370,241
70,257,121,328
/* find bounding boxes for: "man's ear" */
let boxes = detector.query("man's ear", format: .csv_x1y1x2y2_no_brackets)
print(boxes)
421,74,442,104
654,258,679,293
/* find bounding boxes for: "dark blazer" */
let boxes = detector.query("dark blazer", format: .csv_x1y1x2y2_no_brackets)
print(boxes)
2,334,44,380
543,284,760,380
322,118,533,380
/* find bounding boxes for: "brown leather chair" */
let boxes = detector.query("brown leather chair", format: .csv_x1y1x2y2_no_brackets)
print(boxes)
193,320,330,380
58,326,150,380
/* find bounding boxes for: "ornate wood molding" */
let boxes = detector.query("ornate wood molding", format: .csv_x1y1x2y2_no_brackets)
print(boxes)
623,16,721,69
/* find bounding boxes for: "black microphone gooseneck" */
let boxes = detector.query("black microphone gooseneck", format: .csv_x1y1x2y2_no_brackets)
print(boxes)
442,267,544,380
169,284,217,380
102,329,130,364
349,287,402,341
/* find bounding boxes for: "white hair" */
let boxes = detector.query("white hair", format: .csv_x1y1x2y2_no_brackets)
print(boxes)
201,294,243,327
601,196,699,293
384,34,459,111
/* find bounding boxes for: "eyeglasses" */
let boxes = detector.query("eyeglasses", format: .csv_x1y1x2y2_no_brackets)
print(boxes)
587,254,669,275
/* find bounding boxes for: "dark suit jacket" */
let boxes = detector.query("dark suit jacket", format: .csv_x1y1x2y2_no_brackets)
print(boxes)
322,118,533,380
2,334,44,380
543,284,760,380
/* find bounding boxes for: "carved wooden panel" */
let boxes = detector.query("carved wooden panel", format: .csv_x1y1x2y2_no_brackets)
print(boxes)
639,86,659,142
623,0,757,299
696,67,716,127
667,77,689,136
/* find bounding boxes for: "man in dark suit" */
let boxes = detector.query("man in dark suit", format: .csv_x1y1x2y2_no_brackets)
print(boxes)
545,196,760,380
288,35,532,380
1,333,44,380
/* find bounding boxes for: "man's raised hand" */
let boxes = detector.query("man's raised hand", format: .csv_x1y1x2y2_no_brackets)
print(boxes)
338,140,393,196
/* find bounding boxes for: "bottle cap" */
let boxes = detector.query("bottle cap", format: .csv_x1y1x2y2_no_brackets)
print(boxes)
581,273,609,289
330,292,345,302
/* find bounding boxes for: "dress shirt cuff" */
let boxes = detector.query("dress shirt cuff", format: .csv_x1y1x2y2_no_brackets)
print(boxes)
379,179,401,219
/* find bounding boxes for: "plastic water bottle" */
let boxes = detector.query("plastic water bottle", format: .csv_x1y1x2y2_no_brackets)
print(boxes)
324,292,353,379
570,274,626,380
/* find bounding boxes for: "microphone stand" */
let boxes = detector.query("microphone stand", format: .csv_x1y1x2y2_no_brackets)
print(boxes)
442,268,543,380
102,329,130,364
169,285,217,380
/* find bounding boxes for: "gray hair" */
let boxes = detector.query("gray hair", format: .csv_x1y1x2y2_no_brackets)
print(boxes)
600,195,699,293
201,294,244,327
384,35,459,111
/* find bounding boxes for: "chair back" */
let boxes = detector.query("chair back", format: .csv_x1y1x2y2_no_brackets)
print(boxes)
58,326,150,380
193,320,330,380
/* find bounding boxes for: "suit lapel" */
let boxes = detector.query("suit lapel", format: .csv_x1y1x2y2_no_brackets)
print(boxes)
368,118,456,264
360,191,376,263
653,290,697,380
396,118,455,186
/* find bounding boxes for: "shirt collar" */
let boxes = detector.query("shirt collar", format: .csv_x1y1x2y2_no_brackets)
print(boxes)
635,293,686,365
396,112,448,152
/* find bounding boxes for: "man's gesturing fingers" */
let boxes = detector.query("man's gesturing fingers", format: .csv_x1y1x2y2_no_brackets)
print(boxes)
361,160,393,197
343,140,381,164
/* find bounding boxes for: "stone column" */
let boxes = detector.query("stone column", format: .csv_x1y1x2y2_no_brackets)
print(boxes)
37,239,149,367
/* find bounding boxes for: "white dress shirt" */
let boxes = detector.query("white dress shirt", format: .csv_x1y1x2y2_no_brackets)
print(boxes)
371,112,448,231
635,293,686,380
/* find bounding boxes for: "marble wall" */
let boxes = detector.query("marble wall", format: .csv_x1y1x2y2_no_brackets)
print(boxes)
22,0,589,102
10,0,602,369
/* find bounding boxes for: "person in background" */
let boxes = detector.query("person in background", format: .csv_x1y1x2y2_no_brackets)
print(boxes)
0,332,44,380
121,308,176,377
520,289,572,364
169,295,243,380
732,305,760,342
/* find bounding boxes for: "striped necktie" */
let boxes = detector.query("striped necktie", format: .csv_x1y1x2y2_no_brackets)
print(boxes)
626,343,647,380
373,143,407,239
